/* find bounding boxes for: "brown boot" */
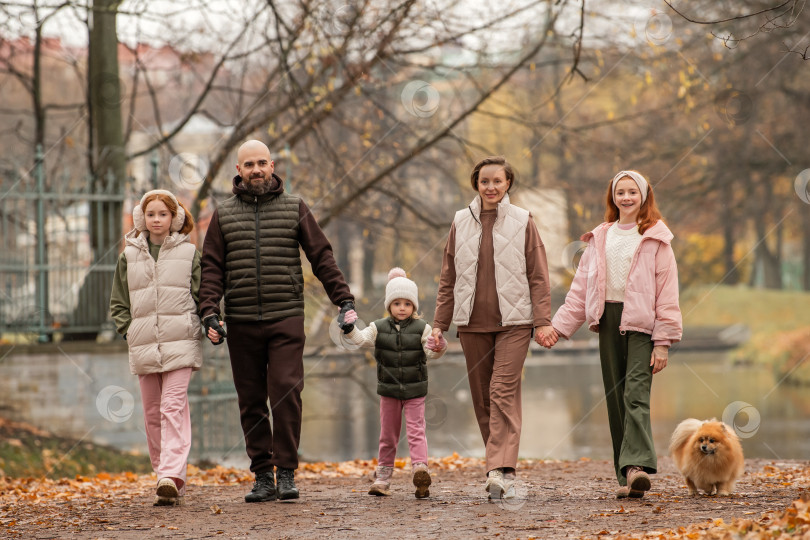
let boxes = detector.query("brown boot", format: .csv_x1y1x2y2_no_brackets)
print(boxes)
626,466,651,493
369,465,393,496
412,462,431,499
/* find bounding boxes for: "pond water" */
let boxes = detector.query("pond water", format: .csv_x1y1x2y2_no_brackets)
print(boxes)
300,350,810,464
1,346,807,468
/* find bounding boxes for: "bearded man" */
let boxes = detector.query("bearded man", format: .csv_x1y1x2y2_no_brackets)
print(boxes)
199,139,355,502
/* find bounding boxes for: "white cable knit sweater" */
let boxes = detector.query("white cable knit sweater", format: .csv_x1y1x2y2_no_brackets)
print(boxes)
605,222,643,302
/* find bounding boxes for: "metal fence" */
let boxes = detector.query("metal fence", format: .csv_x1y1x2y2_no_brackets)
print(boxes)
0,145,126,341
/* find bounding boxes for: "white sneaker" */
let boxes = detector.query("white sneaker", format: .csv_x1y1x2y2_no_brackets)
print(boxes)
485,468,505,499
502,470,516,499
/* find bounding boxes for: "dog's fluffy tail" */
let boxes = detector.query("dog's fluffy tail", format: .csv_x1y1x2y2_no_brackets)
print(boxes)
669,418,704,455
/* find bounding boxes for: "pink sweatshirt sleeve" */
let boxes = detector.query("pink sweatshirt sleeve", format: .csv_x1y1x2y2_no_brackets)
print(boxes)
551,241,593,339
651,243,682,344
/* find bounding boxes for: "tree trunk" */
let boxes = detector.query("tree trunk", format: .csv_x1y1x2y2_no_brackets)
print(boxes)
754,219,783,289
721,203,739,285
803,200,810,290
69,0,125,339
362,229,376,294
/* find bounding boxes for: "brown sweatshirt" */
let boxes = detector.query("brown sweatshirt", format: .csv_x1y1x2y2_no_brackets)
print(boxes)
433,209,551,332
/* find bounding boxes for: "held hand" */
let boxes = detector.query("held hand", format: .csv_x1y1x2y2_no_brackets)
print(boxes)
650,345,668,374
203,316,227,345
431,327,443,342
426,333,447,352
535,325,558,349
337,300,355,332
341,309,357,334
343,310,358,325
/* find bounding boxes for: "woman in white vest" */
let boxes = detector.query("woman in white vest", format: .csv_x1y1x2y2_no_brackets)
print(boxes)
110,189,203,506
432,156,553,500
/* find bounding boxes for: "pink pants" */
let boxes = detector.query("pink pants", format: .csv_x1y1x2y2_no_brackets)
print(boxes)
378,395,428,467
138,368,192,494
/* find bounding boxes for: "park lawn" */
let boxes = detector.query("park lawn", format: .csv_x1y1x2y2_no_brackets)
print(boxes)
680,285,810,382
0,417,152,478
681,284,810,332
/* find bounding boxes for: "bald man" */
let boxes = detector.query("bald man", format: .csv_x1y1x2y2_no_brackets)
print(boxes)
200,140,354,502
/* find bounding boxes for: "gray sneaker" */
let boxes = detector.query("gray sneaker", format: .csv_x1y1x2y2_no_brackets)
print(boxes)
369,465,394,496
412,462,431,499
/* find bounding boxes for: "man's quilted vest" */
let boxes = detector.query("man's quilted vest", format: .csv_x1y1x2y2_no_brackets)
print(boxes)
124,231,202,375
373,317,428,400
217,192,304,322
451,193,534,327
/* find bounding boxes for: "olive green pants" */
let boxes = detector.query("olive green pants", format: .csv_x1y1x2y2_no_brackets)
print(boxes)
599,302,657,486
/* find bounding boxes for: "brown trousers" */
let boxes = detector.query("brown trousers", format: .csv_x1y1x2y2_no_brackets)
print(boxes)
226,317,306,473
459,326,532,472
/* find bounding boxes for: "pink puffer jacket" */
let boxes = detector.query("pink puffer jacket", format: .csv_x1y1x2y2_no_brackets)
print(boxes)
551,220,682,345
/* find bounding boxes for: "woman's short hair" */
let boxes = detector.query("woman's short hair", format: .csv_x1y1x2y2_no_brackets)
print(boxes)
470,156,515,192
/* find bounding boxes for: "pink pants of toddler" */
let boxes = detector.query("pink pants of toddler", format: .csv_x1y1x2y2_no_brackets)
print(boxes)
378,395,428,467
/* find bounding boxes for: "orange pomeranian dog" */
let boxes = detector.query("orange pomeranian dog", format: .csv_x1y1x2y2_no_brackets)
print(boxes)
669,418,744,496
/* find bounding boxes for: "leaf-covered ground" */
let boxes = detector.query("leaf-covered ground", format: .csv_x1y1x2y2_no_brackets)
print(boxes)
2,455,809,539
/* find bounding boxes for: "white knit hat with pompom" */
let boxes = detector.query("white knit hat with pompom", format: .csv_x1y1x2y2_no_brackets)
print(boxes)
384,267,419,312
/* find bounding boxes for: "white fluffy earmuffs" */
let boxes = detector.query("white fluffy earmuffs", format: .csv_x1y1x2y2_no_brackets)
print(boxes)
132,189,186,233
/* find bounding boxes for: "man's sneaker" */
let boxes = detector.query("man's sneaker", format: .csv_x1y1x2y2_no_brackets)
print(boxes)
485,468,506,500
626,466,651,493
616,485,645,499
368,465,394,497
276,468,300,500
245,471,277,503
412,462,431,499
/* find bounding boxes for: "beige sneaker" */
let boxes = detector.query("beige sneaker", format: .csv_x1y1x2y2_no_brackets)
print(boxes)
502,470,516,500
154,477,179,505
368,465,393,496
412,462,431,499
615,486,645,499
626,466,651,493
153,495,184,506
485,468,505,499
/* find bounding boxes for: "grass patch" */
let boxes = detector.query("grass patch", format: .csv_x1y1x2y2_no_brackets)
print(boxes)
680,285,810,383
0,418,152,478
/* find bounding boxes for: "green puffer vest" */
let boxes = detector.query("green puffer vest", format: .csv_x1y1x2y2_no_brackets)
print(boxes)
374,317,428,400
218,191,304,322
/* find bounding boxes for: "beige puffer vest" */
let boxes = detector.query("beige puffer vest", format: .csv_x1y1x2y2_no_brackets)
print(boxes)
124,230,202,375
452,194,534,327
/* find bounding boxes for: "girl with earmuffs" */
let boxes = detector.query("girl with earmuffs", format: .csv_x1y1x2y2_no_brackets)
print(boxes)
110,189,202,506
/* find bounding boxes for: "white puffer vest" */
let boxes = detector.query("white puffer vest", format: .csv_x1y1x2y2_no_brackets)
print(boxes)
124,230,202,375
452,194,534,327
